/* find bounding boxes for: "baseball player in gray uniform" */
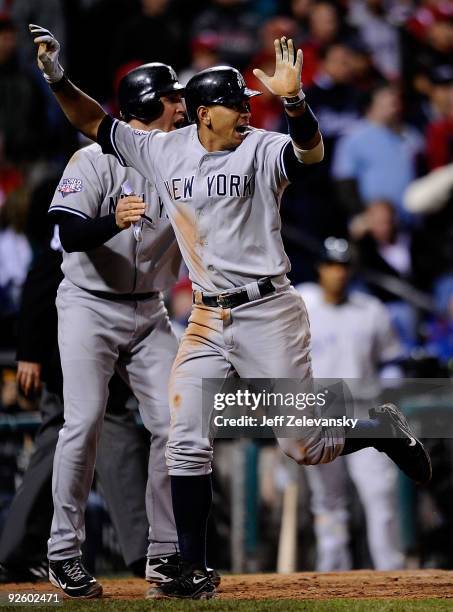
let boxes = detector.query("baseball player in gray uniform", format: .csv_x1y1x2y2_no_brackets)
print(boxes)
41,62,187,599
30,24,431,600
298,239,404,571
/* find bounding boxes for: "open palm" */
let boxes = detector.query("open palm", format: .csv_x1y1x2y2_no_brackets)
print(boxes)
253,37,303,98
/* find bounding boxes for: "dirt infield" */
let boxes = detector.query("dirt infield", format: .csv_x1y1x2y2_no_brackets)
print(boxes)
1,570,453,600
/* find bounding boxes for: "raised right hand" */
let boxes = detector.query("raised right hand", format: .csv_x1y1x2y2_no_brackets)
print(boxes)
29,24,64,84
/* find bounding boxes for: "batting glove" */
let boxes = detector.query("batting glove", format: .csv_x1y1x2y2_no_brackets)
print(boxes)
253,37,303,99
29,24,64,84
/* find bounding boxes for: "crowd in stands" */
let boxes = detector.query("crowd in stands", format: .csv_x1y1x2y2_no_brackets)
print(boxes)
0,0,453,570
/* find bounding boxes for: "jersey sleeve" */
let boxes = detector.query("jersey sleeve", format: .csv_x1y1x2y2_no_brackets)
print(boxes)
49,148,103,219
97,115,160,181
255,131,292,191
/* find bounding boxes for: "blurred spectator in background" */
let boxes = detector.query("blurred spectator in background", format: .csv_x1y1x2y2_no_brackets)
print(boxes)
424,65,453,170
0,141,23,210
288,0,312,40
349,199,417,350
347,39,386,93
412,64,453,132
298,1,346,88
297,238,404,571
350,200,413,289
403,1,453,116
244,16,297,130
0,15,47,164
0,187,31,348
406,0,453,43
332,84,424,224
192,0,259,70
348,0,401,81
179,33,221,86
306,43,362,166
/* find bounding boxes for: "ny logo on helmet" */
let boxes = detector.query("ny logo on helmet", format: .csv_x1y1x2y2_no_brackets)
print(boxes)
236,72,246,89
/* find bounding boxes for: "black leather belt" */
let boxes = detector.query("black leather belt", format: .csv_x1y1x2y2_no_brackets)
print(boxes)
85,289,159,301
194,277,275,309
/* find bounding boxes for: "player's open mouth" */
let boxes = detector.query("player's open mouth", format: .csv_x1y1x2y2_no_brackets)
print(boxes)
235,125,251,137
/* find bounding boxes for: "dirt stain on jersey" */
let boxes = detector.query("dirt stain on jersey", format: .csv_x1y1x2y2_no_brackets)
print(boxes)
187,305,224,342
171,207,207,282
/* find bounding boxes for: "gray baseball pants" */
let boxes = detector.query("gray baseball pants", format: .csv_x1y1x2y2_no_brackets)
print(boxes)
48,279,179,561
166,287,345,475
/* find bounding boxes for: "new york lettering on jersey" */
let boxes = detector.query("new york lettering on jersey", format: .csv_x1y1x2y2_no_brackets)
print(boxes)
163,174,254,200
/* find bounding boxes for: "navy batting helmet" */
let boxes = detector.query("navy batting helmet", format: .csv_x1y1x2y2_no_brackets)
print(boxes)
184,66,262,123
118,62,184,123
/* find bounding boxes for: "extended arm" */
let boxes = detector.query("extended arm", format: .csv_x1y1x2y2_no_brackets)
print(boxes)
29,24,105,141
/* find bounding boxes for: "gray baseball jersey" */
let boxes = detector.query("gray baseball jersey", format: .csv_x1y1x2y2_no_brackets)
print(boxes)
49,143,181,294
99,122,292,292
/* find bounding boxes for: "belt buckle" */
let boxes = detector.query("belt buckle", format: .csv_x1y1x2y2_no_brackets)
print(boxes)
216,293,229,308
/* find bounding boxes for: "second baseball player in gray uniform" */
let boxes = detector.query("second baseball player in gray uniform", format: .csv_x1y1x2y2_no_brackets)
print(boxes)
298,239,404,571
30,25,431,600
44,63,187,598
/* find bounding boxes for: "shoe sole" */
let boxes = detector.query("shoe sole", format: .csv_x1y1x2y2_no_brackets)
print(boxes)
49,572,103,599
146,568,221,588
370,403,432,484
147,590,217,600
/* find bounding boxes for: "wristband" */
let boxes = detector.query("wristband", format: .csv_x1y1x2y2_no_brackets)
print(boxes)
282,89,306,108
285,103,319,143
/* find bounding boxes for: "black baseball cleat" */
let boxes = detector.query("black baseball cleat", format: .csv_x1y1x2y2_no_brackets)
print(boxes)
370,403,432,484
48,557,102,598
146,553,181,584
146,553,221,587
208,567,221,588
146,567,217,600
